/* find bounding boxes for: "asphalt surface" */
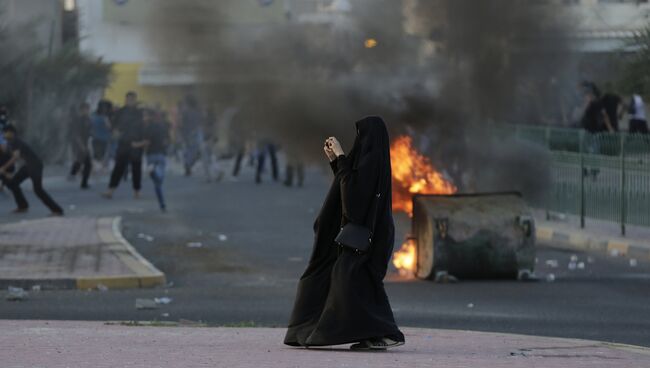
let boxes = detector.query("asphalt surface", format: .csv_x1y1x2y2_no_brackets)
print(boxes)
1,160,650,347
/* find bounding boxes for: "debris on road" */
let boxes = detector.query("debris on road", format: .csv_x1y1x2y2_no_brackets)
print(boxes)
545,260,558,268
434,271,458,283
6,287,28,301
137,233,154,242
467,303,474,308
69,204,77,211
154,297,172,305
187,242,203,248
135,298,158,310
218,234,228,242
630,259,638,267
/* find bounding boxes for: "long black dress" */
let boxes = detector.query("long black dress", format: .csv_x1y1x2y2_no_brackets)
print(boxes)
284,116,405,347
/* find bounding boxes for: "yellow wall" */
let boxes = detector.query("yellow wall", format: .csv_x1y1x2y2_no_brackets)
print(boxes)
104,63,185,109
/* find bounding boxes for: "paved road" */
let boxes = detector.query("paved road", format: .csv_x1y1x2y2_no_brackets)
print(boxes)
1,161,650,347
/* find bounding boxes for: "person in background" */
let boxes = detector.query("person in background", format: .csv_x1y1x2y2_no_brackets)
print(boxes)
580,85,611,180
0,125,64,216
284,146,305,188
255,140,279,184
0,107,13,192
600,83,623,132
91,100,113,170
102,91,144,199
201,107,221,182
68,102,93,189
143,108,170,212
180,94,203,177
628,94,648,134
0,106,9,141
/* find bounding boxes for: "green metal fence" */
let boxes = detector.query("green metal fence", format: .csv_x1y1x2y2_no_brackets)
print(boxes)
496,125,650,234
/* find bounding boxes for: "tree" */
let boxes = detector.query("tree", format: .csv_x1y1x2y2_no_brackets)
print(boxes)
0,15,111,162
618,26,650,98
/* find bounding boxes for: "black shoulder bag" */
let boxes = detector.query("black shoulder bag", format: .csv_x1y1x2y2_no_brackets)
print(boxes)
335,162,383,254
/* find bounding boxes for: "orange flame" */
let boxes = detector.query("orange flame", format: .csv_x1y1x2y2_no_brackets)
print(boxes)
390,135,457,275
390,135,456,216
392,238,417,276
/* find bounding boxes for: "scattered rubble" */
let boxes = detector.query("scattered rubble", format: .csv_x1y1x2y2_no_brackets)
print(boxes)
135,298,158,310
137,233,155,242
154,297,172,305
545,260,558,268
6,287,28,301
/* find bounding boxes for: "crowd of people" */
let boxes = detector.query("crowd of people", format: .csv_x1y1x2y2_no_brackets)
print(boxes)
0,91,305,215
578,81,648,135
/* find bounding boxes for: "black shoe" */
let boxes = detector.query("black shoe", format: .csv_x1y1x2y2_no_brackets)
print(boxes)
350,338,404,351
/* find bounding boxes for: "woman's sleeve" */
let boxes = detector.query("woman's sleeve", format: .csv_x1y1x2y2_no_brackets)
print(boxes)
335,152,379,224
328,157,339,175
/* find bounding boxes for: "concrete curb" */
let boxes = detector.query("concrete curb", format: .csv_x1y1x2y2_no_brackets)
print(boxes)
536,223,650,262
75,217,166,290
0,217,165,290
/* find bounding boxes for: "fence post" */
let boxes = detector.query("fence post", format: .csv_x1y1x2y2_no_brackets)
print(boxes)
579,130,585,229
620,133,627,236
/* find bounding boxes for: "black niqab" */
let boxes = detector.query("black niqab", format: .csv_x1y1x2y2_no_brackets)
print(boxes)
284,116,404,347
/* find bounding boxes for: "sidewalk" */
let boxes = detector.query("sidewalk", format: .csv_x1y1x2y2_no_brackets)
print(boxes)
0,216,165,290
0,320,648,368
534,210,650,261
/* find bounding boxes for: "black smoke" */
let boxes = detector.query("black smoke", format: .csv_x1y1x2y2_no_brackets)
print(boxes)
143,0,576,201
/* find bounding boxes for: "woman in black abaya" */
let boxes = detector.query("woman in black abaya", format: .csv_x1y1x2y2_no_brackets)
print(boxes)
284,116,405,350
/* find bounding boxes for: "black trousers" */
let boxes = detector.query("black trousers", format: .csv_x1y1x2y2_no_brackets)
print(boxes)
70,153,92,187
6,165,63,213
109,147,142,190
256,144,278,183
630,119,649,134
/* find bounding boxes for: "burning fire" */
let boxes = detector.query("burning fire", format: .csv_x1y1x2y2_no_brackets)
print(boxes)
364,38,378,48
390,135,457,275
392,238,417,276
390,135,456,216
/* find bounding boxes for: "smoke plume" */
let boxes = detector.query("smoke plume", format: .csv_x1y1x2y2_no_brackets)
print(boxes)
142,0,576,201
